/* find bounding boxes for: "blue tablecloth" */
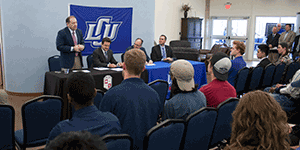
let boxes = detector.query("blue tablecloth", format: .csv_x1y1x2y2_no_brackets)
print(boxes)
145,60,207,99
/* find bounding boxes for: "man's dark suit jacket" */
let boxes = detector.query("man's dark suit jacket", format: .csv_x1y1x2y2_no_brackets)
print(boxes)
266,33,280,48
292,35,300,54
92,48,118,67
151,45,174,62
56,27,84,68
257,58,272,69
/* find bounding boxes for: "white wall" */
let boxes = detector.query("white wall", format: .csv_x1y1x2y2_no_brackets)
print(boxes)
209,0,300,60
154,0,206,45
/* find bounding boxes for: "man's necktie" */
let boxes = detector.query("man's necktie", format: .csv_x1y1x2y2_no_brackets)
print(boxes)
162,47,166,59
72,31,78,56
105,51,108,61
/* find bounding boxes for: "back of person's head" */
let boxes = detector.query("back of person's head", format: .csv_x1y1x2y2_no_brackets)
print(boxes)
67,72,96,106
124,49,146,75
258,44,269,56
45,131,107,150
233,41,246,55
170,60,198,96
102,37,111,44
226,90,289,150
209,52,232,81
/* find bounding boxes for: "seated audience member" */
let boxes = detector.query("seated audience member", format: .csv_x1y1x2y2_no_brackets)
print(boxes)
228,40,247,86
224,90,290,150
256,44,271,69
274,42,292,65
292,27,300,60
151,34,174,62
47,72,121,142
269,69,300,116
199,52,236,108
92,37,123,68
126,38,153,64
163,59,206,120
266,26,280,48
99,49,161,150
45,131,107,150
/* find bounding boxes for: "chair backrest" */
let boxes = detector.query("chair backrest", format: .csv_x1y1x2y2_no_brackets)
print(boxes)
48,55,61,71
182,107,217,150
261,64,276,88
234,67,249,95
272,63,286,85
284,62,300,84
209,97,239,148
94,89,104,109
22,95,63,145
102,134,133,150
144,119,185,150
121,53,125,62
87,54,93,68
148,79,169,114
248,66,263,91
0,105,15,150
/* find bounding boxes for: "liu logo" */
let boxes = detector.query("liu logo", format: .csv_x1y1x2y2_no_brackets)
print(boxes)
84,16,122,48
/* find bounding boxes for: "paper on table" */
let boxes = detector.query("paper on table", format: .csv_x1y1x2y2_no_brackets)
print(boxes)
94,67,110,71
146,63,156,66
72,70,91,73
110,68,123,71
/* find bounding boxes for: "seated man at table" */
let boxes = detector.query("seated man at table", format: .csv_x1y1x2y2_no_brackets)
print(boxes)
99,49,161,150
227,40,246,86
199,52,236,108
163,59,206,120
47,72,121,143
126,38,153,64
93,37,123,68
151,34,175,62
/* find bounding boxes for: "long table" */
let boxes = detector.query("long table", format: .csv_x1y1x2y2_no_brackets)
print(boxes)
44,60,206,119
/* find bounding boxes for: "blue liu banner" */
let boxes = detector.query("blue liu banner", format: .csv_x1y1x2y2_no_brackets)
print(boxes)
70,4,132,55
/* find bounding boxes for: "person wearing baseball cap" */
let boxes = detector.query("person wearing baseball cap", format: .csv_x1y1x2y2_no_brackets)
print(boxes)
162,59,206,120
199,52,237,108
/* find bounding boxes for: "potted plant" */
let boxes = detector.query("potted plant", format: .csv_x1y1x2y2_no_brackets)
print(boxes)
182,4,191,18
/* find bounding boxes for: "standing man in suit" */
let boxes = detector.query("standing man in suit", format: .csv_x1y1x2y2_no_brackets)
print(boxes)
267,27,280,48
256,44,271,69
56,16,85,70
151,35,174,62
279,24,296,49
292,27,300,60
92,37,122,68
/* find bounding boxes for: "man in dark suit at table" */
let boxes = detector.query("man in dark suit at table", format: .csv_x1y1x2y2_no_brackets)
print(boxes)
125,38,153,64
56,16,85,70
92,37,122,68
151,35,174,62
267,26,280,48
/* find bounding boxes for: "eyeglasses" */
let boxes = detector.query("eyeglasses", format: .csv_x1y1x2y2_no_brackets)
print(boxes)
134,43,141,47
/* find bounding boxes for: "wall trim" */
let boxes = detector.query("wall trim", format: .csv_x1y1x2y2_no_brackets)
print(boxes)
5,90,43,97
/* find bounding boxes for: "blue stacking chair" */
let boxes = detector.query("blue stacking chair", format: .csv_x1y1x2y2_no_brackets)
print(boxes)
102,134,133,150
148,79,169,115
181,107,217,150
284,62,300,84
144,119,185,150
209,97,239,148
48,55,61,71
94,89,104,109
247,66,263,92
272,63,286,85
87,54,93,68
234,67,249,98
260,64,276,89
0,104,19,150
15,95,63,150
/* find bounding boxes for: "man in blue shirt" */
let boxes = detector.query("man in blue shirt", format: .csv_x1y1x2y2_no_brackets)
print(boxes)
125,38,153,64
228,40,247,86
99,49,161,150
47,72,121,143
